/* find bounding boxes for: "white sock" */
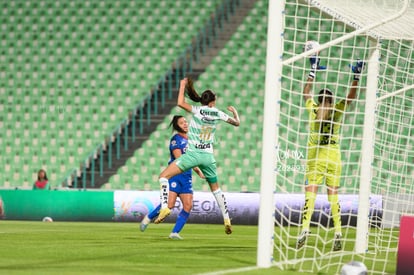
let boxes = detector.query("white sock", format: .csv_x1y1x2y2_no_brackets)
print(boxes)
159,177,169,209
212,188,230,220
141,215,151,225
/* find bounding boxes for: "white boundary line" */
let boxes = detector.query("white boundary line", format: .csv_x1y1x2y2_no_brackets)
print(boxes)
194,252,358,274
194,266,262,275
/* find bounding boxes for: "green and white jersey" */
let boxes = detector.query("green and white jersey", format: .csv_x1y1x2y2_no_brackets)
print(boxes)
188,105,230,154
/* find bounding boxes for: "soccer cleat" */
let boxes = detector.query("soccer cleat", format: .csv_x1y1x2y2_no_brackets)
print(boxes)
154,208,171,224
296,230,310,249
140,215,151,232
224,218,232,235
333,233,342,251
169,232,183,240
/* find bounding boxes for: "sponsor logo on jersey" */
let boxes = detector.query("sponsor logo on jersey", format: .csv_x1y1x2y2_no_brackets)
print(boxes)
200,109,218,116
201,117,215,124
194,143,211,149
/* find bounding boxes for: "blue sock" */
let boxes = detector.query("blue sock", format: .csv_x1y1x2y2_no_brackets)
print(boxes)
172,210,190,233
148,204,161,220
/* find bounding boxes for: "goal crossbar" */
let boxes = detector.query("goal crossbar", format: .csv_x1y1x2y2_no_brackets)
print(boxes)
259,0,414,272
282,0,411,66
377,84,414,102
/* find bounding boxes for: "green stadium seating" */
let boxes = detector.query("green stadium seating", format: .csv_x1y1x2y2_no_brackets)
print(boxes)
0,0,225,188
107,0,269,192
107,0,389,194
4,0,393,193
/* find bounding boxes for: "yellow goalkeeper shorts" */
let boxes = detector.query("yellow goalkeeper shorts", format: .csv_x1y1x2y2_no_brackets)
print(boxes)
305,145,342,187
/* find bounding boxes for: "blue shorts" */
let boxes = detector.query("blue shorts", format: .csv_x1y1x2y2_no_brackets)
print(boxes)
169,174,193,194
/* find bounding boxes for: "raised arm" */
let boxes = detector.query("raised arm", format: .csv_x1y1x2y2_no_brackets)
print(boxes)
304,54,325,102
225,106,240,127
177,78,192,112
346,80,359,104
303,76,314,102
345,59,365,105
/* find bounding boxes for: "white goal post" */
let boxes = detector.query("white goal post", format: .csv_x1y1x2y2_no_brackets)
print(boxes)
258,0,414,273
256,0,283,267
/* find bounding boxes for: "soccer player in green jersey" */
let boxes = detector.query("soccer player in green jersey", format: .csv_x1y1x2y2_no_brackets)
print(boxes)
154,78,240,234
297,55,365,250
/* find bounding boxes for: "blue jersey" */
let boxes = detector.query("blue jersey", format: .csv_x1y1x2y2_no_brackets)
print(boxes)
169,133,192,181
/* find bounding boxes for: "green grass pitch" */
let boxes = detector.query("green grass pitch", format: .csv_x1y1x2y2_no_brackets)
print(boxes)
0,221,396,274
0,221,308,275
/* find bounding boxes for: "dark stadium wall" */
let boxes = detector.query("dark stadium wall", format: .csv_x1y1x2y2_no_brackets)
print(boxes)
0,190,382,226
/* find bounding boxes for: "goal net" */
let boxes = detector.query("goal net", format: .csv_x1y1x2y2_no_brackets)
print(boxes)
258,0,414,274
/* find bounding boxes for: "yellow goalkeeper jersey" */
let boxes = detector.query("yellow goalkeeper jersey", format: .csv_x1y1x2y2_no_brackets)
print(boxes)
305,98,346,146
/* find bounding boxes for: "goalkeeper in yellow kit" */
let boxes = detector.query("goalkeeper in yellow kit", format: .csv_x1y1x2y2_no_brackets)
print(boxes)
296,54,365,251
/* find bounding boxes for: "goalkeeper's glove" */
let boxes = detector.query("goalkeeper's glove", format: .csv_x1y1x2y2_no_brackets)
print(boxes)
308,55,326,79
350,59,365,81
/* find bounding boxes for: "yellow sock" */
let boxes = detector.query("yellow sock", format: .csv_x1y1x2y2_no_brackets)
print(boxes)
328,194,342,233
301,191,316,231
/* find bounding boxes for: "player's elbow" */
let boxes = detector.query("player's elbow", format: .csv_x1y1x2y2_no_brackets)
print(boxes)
177,100,185,109
177,103,188,112
229,119,240,127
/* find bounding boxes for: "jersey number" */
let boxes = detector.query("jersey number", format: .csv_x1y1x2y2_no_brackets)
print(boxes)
320,121,333,144
199,126,213,142
321,122,332,134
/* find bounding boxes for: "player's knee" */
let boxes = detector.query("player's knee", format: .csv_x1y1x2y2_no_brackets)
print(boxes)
208,182,219,192
158,171,169,179
206,176,218,185
183,204,192,212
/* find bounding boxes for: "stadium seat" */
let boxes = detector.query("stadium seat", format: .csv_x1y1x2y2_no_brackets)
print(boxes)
106,0,268,192
0,0,225,188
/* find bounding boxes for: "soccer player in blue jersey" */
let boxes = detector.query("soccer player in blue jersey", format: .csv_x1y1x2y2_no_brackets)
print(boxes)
140,115,204,239
154,77,240,234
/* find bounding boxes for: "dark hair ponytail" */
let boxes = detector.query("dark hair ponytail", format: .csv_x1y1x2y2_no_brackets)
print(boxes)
185,78,216,105
169,115,185,133
185,78,201,102
200,90,216,105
